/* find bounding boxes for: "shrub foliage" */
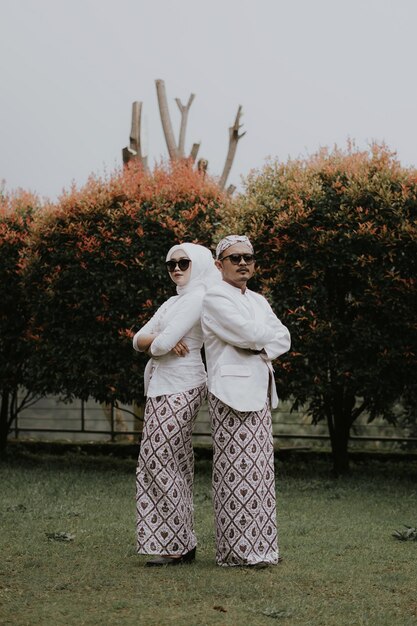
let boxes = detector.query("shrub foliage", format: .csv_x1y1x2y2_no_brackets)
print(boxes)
0,191,39,450
2,146,416,470
230,144,417,473
21,162,226,406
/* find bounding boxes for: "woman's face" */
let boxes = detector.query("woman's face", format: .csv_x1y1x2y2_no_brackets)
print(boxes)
166,250,192,287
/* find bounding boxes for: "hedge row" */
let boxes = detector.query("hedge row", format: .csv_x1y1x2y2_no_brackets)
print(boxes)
1,147,416,471
18,162,227,404
224,144,417,472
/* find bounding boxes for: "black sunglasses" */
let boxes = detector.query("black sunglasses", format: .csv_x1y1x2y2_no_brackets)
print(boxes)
219,253,255,265
165,258,191,272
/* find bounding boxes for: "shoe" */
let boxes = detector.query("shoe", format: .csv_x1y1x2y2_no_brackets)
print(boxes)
145,546,196,567
244,557,283,569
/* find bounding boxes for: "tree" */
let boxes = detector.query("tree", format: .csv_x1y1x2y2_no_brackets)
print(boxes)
0,191,40,453
229,144,417,474
22,161,227,409
123,79,245,193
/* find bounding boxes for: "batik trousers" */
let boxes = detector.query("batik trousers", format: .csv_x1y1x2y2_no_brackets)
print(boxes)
136,384,207,556
209,392,279,566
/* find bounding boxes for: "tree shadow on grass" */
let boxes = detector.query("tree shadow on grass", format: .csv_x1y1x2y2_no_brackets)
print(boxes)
276,449,417,487
2,442,417,485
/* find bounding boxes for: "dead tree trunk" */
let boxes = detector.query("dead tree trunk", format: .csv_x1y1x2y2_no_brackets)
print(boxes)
189,142,200,163
197,159,208,177
155,79,180,160
219,105,245,190
122,79,245,191
0,390,9,455
129,101,148,170
175,94,195,156
122,101,148,170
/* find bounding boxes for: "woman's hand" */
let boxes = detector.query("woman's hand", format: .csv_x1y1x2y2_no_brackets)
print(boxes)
171,340,189,357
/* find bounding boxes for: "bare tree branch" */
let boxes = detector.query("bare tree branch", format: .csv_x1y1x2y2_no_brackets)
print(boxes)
113,402,144,422
122,80,245,190
130,101,148,170
155,79,180,160
122,147,136,165
6,388,41,430
122,102,148,170
189,142,200,162
15,389,40,414
350,400,370,425
219,105,246,190
197,158,208,178
175,93,195,156
129,101,141,154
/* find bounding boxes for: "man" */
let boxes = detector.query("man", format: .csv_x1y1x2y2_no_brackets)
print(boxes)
202,235,291,567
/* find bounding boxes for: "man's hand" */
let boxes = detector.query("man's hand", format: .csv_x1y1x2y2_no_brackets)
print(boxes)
171,340,189,357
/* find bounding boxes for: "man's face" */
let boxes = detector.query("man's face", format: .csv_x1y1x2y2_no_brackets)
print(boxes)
215,242,255,291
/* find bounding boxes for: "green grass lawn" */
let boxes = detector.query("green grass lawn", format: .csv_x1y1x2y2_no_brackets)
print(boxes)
1,449,416,626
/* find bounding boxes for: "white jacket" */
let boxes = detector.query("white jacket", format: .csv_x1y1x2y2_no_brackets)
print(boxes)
201,281,291,412
133,290,207,397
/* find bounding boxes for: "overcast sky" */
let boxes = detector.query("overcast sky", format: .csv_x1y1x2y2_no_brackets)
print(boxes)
1,0,417,200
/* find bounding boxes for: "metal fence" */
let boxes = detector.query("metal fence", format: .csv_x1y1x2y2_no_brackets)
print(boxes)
11,393,417,452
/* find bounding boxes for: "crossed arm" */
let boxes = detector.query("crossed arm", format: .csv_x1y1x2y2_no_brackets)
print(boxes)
202,291,290,359
135,332,189,357
133,293,202,357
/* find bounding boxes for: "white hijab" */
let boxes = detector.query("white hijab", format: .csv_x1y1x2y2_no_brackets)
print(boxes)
166,242,221,295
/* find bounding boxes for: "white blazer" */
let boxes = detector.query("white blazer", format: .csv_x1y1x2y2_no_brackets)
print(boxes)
133,290,207,397
201,281,291,412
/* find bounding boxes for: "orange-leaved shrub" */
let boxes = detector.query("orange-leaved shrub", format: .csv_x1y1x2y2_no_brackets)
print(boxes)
0,190,40,451
22,162,228,405
227,144,417,474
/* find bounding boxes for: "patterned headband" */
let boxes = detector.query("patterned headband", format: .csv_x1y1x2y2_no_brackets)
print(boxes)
215,235,254,259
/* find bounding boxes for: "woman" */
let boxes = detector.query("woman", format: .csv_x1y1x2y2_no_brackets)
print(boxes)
133,242,219,566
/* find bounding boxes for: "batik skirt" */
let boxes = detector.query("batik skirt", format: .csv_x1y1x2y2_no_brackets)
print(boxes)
136,384,206,556
209,392,279,566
